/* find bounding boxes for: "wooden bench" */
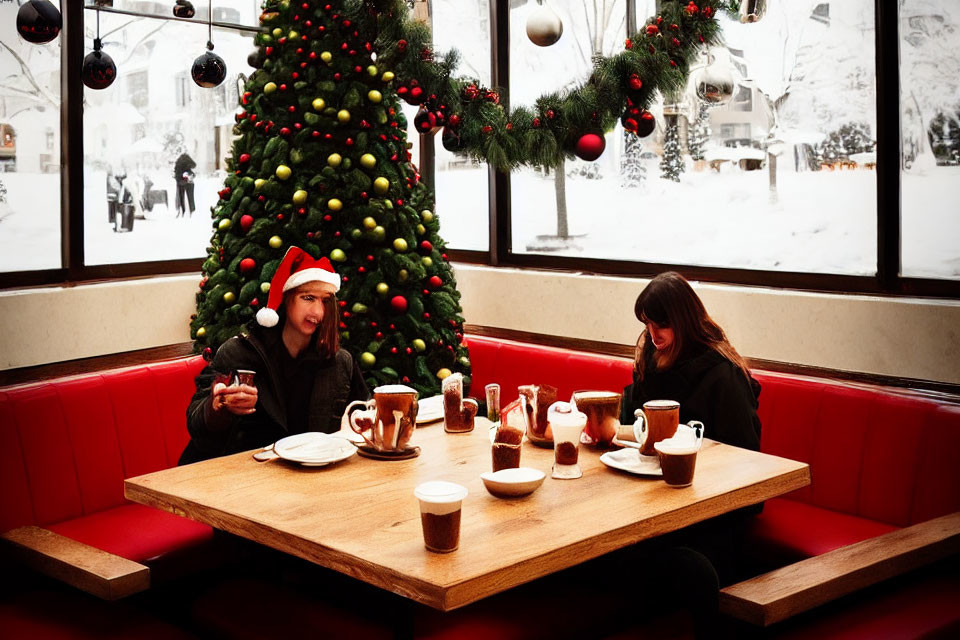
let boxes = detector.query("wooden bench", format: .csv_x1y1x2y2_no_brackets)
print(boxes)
719,511,960,626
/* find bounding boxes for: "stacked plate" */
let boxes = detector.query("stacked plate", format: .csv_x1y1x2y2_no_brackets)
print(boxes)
272,432,357,467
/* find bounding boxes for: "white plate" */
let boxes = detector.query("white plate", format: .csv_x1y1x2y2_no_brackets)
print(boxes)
599,448,662,477
273,432,357,467
416,395,444,424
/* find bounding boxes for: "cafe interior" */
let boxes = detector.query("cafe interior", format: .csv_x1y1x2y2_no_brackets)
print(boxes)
1,1,959,638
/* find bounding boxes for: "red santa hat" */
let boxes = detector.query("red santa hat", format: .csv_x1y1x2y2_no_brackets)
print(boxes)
256,246,341,327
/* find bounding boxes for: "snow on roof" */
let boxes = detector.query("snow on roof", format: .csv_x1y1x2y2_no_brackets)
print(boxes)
704,146,767,162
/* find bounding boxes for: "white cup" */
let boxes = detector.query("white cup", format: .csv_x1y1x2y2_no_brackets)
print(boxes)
414,481,468,553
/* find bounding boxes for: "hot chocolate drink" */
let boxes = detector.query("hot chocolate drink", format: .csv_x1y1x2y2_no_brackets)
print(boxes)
519,383,557,446
555,441,579,465
572,391,621,447
548,401,587,480
634,399,680,456
491,443,521,471
442,373,479,433
415,481,468,553
347,385,419,452
655,437,699,487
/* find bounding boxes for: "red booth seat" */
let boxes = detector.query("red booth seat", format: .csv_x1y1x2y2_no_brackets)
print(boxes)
0,357,214,569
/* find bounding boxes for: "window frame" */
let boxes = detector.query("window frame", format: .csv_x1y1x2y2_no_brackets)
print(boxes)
0,0,956,300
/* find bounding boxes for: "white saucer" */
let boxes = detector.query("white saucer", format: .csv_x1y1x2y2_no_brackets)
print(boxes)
273,432,357,467
480,467,546,498
599,448,662,477
416,395,444,424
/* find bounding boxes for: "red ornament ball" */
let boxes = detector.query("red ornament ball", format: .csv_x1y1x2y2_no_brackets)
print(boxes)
429,275,442,288
390,295,408,313
240,214,254,233
575,133,606,161
636,111,656,137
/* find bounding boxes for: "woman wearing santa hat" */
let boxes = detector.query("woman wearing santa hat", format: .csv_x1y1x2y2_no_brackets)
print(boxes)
180,247,369,464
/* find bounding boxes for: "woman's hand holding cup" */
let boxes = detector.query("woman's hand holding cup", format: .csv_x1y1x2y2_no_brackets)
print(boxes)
212,374,257,415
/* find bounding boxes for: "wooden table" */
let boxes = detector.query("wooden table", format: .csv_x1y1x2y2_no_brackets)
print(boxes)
125,419,809,611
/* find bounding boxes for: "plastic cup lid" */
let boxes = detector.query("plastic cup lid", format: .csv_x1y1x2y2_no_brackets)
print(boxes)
414,481,468,503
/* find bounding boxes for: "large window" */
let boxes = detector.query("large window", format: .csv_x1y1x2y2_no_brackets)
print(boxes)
510,0,878,276
899,0,960,280
0,3,62,273
430,0,492,252
82,5,257,265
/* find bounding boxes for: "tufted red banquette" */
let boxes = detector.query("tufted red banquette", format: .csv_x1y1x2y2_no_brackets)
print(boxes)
0,357,213,565
464,334,960,561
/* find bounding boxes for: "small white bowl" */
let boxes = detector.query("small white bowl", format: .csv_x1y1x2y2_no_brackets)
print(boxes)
480,467,546,498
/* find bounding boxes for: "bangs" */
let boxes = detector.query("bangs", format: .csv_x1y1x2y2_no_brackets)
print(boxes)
635,290,669,327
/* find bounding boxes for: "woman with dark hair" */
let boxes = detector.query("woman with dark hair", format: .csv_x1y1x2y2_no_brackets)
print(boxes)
621,271,761,452
180,247,369,464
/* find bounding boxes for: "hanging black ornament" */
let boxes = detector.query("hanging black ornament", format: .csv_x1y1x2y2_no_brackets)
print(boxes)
81,39,117,90
173,0,196,19
441,127,464,152
192,42,227,88
414,106,438,134
16,0,62,45
247,48,266,69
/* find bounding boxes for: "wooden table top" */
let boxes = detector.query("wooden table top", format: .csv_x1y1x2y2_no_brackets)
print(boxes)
125,418,809,611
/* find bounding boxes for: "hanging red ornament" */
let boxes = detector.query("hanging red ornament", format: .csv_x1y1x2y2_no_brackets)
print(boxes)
239,258,256,275
636,110,656,137
575,133,606,161
646,24,659,36
240,214,254,232
429,276,442,289
419,240,433,254
397,39,407,52
238,153,251,164
625,38,633,49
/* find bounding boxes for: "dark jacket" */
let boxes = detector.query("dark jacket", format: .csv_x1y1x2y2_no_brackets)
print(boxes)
621,342,761,451
173,153,196,184
180,323,369,464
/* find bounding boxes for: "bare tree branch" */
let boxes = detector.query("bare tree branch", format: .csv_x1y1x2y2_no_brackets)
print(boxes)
0,40,59,109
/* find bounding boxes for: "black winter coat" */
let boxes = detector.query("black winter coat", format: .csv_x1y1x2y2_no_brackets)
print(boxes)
180,324,369,464
620,342,761,451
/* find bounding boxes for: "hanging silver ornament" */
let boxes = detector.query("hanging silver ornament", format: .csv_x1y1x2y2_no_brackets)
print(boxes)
695,53,735,106
192,42,227,88
526,3,563,47
739,0,768,24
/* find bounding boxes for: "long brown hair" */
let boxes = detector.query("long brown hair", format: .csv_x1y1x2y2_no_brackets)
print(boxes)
279,286,340,360
633,272,750,381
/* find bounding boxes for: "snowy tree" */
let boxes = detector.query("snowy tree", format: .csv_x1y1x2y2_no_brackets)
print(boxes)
929,109,960,165
814,121,875,165
688,103,711,161
660,121,684,182
620,133,647,188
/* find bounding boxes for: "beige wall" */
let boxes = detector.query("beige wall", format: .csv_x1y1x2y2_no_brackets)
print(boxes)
2,265,959,385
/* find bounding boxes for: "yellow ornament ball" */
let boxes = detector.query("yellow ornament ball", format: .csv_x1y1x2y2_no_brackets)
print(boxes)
373,177,390,195
254,178,266,190
275,165,292,180
412,338,426,352
268,235,283,249
421,209,434,222
320,51,332,63
436,368,453,380
264,81,277,94
421,256,433,268
223,291,236,304
312,97,325,111
362,216,377,230
327,198,343,211
360,154,376,169
288,30,298,39
327,153,342,168
359,352,376,368
398,269,409,282
366,65,378,77
337,109,351,123
196,327,206,338
218,218,231,230
376,282,389,295
416,224,426,235
272,28,282,37
330,248,347,262
381,71,395,82
371,225,386,242
393,238,408,252
292,189,308,205
260,282,271,293
367,90,382,104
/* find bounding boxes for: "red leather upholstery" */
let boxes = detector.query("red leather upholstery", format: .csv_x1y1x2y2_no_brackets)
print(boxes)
0,356,210,565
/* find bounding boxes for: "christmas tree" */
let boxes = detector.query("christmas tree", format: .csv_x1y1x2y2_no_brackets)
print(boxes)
189,0,470,397
688,103,711,162
619,132,647,188
660,120,685,182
